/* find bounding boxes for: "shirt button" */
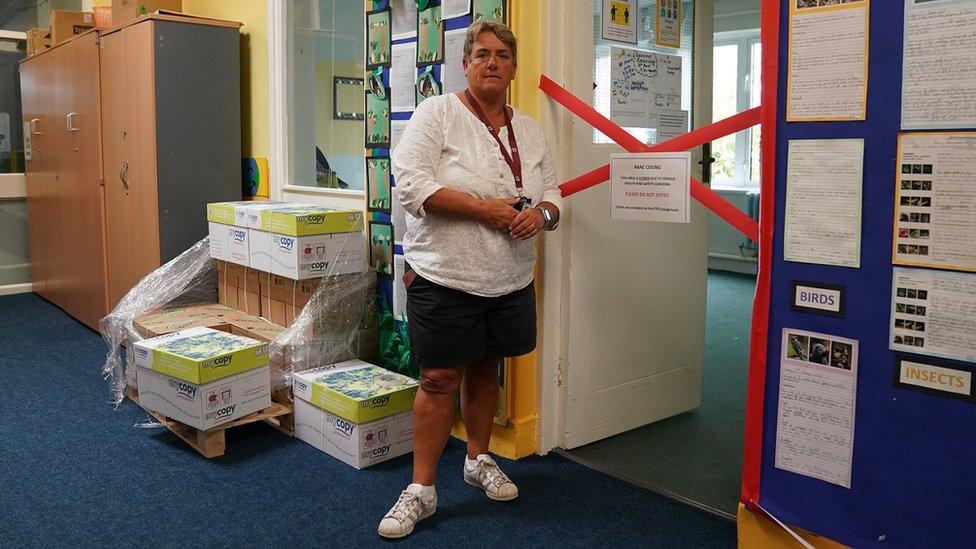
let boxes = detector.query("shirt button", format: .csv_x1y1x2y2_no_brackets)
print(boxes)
499,174,505,179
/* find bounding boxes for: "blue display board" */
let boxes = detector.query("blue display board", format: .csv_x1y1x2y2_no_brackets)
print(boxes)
759,2,976,547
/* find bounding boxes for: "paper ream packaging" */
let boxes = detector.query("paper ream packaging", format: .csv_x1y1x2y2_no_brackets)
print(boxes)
136,364,271,431
132,326,269,384
270,231,366,280
294,398,413,469
292,361,418,423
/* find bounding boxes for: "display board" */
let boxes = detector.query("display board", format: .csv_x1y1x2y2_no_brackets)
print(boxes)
752,1,976,546
365,0,506,378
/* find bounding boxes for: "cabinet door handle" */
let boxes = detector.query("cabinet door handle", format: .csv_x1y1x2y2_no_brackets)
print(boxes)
66,112,79,132
30,118,41,135
120,161,130,191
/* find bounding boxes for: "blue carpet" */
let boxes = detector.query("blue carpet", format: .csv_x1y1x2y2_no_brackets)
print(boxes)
0,293,735,548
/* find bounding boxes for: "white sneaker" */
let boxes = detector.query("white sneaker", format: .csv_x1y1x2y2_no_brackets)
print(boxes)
463,454,519,501
377,484,437,539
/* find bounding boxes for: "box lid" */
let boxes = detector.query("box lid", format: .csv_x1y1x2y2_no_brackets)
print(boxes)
239,201,287,228
264,206,364,236
206,201,253,225
293,362,418,422
133,326,269,384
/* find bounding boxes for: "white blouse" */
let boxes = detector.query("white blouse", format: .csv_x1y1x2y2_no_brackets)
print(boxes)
392,93,563,297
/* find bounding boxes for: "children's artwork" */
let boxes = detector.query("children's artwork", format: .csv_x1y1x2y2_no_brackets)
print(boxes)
367,156,392,213
366,88,391,148
367,8,392,69
369,222,394,277
417,5,444,66
473,0,504,21
416,67,441,105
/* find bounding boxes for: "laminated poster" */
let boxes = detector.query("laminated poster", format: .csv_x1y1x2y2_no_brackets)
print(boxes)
776,328,858,489
369,221,394,277
784,139,863,268
787,0,868,121
365,87,391,149
610,46,682,129
655,0,681,48
890,267,976,363
902,0,976,129
602,0,637,44
442,28,468,95
391,42,418,113
893,132,976,272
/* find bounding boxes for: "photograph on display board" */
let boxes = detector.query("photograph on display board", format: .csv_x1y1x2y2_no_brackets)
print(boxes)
416,68,442,106
366,87,391,148
367,8,392,70
417,5,444,66
369,222,394,277
473,0,504,21
366,156,392,213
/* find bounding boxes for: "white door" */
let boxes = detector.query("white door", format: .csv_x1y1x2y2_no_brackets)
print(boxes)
554,0,713,449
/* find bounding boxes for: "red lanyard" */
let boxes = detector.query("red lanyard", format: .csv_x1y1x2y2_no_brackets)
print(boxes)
464,89,524,196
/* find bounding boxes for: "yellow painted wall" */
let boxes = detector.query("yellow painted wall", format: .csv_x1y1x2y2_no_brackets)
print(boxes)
93,0,270,159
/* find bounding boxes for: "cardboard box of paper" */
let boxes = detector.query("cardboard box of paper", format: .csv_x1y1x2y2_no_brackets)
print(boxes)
111,0,182,26
294,398,413,469
291,361,418,423
208,201,259,265
246,203,308,272
264,206,366,280
50,10,94,44
132,326,269,384
137,364,270,431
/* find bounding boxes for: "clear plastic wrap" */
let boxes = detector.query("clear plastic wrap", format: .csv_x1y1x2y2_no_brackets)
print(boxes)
100,235,378,407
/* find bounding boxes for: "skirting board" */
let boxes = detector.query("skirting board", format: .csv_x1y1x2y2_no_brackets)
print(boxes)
0,283,33,296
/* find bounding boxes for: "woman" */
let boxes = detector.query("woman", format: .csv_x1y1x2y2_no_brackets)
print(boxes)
379,20,562,539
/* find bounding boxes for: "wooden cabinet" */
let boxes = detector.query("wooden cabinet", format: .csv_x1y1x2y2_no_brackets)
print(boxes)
21,32,107,330
99,17,242,307
21,15,242,329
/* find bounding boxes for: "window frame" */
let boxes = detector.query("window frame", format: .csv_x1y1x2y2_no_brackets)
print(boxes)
713,28,760,191
0,30,27,199
268,1,366,206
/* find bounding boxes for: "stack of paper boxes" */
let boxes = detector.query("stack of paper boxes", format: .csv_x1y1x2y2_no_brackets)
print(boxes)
207,201,368,325
293,361,418,469
132,327,272,430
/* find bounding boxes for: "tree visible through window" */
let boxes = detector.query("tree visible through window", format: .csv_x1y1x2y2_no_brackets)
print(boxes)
712,31,761,188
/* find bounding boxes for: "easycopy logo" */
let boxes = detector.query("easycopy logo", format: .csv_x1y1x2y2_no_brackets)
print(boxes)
361,445,391,460
277,236,295,251
168,379,197,400
327,415,355,438
231,229,246,243
206,405,236,421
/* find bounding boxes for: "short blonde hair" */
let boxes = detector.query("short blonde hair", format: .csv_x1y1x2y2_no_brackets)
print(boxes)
463,20,517,66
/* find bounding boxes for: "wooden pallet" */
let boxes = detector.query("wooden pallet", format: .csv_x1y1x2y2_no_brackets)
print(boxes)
126,386,294,458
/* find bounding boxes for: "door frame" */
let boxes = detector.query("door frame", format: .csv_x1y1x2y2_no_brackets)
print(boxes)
538,0,716,453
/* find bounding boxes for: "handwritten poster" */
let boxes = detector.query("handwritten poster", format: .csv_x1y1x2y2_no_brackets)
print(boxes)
391,42,418,112
784,139,864,268
902,0,976,129
390,0,417,40
442,28,468,95
890,267,976,363
610,47,682,129
787,0,868,121
655,0,681,48
893,132,976,272
601,0,637,44
776,328,858,489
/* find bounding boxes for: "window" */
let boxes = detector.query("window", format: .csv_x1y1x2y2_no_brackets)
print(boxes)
0,32,26,174
712,30,761,189
287,1,365,191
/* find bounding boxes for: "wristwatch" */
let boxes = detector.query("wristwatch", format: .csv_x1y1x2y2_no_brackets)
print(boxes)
536,205,558,231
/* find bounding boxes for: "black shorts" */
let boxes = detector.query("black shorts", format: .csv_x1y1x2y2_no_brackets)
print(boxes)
405,274,537,368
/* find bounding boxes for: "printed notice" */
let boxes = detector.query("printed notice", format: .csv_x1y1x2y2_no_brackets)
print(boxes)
442,0,471,19
656,109,689,142
390,0,417,40
776,328,858,489
610,152,690,222
787,0,868,121
602,0,637,44
655,0,681,48
610,47,682,128
784,139,864,268
393,255,408,321
890,267,976,363
391,42,418,112
391,188,408,245
894,132,976,271
390,120,408,154
902,0,976,129
442,28,467,95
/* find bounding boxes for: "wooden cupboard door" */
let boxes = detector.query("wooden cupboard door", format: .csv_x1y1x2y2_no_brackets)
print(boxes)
20,55,48,298
101,24,161,308
59,33,109,329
